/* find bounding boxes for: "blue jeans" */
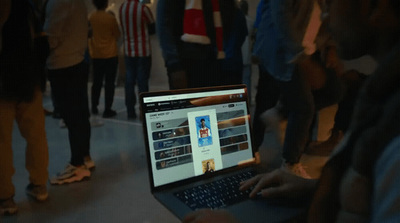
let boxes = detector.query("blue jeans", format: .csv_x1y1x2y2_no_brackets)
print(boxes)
124,56,151,116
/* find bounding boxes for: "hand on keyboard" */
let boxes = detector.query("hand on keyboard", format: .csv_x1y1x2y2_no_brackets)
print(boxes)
175,171,256,210
239,169,318,199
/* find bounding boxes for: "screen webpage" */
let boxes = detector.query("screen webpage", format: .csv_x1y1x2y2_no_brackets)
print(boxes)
142,88,254,187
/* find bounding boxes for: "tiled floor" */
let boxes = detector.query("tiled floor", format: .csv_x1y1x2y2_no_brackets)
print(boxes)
2,67,335,223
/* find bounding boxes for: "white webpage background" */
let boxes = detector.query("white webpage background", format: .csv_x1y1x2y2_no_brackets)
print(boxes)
145,102,253,187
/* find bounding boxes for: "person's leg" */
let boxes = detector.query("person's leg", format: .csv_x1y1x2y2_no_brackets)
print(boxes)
124,56,137,118
136,56,151,93
306,71,364,156
104,57,118,111
16,87,49,187
91,59,105,114
333,71,366,132
0,99,16,200
48,62,91,166
252,66,280,150
69,62,91,163
313,68,343,111
51,89,61,118
48,62,91,184
307,66,343,151
280,69,314,164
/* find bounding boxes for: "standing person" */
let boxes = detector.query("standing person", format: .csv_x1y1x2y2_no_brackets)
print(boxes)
44,0,93,185
1,0,49,215
254,0,343,178
119,0,155,119
157,0,237,89
89,0,121,118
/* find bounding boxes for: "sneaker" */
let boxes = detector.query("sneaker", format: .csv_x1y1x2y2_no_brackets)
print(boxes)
90,116,104,127
26,184,48,201
84,156,95,169
102,109,117,118
306,129,344,156
281,162,312,179
50,164,91,185
0,198,18,215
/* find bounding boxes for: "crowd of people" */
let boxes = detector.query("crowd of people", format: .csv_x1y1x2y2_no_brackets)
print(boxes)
1,0,399,221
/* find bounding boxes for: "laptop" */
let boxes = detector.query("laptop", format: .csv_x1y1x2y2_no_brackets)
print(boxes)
140,85,305,222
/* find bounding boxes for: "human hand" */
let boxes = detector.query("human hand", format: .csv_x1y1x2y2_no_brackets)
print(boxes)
183,209,240,223
239,169,317,199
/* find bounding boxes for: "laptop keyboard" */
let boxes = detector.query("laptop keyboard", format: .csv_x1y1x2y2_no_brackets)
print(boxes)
174,170,257,210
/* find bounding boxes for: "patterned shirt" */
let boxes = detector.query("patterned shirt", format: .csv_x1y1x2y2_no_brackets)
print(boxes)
119,0,155,57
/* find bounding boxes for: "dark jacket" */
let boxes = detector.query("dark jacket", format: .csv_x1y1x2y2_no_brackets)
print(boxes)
0,0,42,102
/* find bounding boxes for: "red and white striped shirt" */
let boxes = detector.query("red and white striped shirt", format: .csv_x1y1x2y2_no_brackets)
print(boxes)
199,127,210,138
119,0,155,57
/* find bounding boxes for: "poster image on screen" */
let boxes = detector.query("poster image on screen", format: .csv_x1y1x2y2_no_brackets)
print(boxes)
188,109,223,176
196,115,212,147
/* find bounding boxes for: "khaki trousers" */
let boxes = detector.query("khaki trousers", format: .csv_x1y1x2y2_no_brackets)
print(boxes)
0,88,49,199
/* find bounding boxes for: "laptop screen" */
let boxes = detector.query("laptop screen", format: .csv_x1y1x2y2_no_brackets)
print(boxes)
140,85,255,188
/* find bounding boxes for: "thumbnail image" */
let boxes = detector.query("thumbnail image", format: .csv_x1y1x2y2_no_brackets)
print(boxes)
202,159,215,174
196,115,212,147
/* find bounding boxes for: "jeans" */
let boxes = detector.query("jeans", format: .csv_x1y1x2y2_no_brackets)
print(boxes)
48,61,91,166
91,57,118,111
124,56,151,116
